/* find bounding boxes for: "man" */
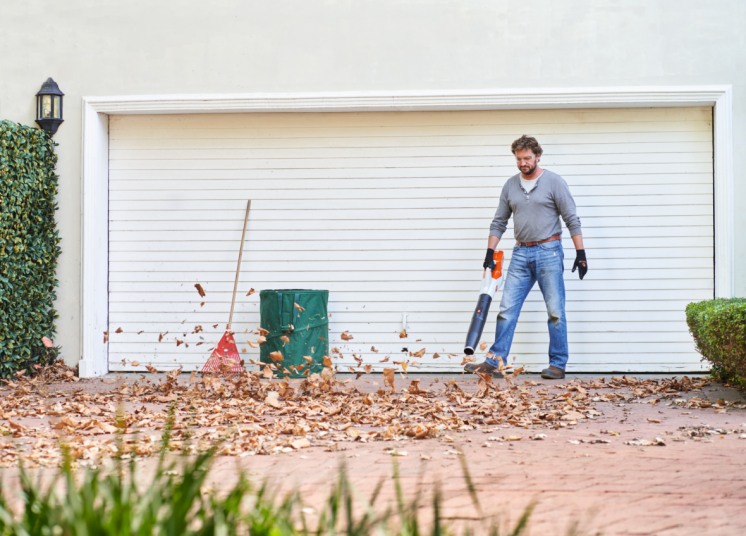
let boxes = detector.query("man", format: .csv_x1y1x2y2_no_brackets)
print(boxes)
465,135,587,380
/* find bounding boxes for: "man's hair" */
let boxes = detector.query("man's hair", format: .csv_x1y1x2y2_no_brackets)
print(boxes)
511,135,543,156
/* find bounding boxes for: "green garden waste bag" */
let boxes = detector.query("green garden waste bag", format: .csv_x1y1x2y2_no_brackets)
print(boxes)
259,289,329,378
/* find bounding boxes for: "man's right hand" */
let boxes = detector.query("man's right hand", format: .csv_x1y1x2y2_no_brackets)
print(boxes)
483,248,496,270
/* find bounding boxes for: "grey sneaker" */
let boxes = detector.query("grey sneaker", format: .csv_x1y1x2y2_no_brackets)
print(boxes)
541,365,565,379
464,361,505,378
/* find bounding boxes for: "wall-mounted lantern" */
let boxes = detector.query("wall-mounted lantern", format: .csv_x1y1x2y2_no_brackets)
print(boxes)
35,78,64,135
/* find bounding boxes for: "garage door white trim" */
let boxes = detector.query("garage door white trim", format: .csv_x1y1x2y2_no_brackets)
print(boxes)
79,85,734,378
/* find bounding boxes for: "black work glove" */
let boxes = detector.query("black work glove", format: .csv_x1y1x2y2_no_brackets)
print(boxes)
483,248,495,270
572,250,588,280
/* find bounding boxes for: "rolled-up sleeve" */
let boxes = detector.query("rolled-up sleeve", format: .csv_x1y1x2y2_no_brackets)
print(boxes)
554,178,582,236
489,186,512,238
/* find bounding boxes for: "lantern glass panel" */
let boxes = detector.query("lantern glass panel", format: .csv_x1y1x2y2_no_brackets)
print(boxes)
41,96,53,118
53,96,61,119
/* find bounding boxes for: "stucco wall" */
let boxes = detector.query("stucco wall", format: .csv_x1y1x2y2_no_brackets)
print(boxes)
1,0,744,367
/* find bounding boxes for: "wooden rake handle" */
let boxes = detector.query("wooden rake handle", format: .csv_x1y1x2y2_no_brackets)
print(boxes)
228,200,251,330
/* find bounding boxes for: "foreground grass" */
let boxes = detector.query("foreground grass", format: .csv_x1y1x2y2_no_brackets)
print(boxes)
0,447,533,535
0,407,540,535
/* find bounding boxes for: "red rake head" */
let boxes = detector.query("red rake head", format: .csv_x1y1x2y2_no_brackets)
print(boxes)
201,331,244,375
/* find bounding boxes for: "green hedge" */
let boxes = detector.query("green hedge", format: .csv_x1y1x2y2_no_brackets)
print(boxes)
0,120,61,378
686,298,746,387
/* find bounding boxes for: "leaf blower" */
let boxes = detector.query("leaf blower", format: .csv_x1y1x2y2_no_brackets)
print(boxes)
464,250,504,355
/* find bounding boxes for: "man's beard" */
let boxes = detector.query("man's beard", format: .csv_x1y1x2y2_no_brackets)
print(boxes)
520,163,537,176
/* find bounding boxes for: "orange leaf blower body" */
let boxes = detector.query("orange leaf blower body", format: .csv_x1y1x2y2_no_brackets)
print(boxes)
464,250,504,355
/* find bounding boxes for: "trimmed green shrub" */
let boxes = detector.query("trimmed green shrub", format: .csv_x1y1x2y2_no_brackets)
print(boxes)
686,298,746,387
0,120,61,378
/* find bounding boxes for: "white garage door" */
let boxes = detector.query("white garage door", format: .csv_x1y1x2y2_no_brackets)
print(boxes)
107,107,713,373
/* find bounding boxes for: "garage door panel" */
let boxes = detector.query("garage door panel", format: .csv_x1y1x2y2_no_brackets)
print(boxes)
110,140,714,160
108,264,713,283
108,118,713,140
108,237,713,253
107,302,693,325
109,245,713,263
109,152,711,170
107,191,712,210
108,108,713,372
110,129,715,151
107,303,689,321
111,107,710,128
108,256,714,272
107,179,713,198
108,279,711,294
109,239,714,256
108,296,701,313
108,212,714,230
108,203,714,220
106,227,712,244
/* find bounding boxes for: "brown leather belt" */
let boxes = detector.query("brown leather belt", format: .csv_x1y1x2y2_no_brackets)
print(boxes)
516,234,561,247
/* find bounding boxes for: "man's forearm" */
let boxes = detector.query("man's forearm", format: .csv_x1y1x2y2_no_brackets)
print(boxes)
488,235,500,250
571,234,584,250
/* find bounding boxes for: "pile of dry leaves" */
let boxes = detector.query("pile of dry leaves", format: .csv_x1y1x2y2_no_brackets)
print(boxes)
0,362,720,468
0,358,80,389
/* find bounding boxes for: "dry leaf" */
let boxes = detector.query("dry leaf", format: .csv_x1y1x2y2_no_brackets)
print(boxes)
382,368,396,393
364,364,372,373
371,346,378,353
433,353,440,359
379,356,390,363
115,327,123,334
194,283,206,298
258,328,269,336
132,361,140,367
479,341,487,351
303,356,313,364
103,331,109,343
265,391,281,408
323,355,332,367
246,288,256,296
247,340,258,348
399,329,407,339
269,351,284,362
461,355,476,366
257,336,266,344
41,337,53,348
341,331,354,341
280,335,290,344
412,348,425,358
294,303,305,312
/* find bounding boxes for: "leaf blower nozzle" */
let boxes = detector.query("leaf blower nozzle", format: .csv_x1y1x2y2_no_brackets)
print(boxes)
464,250,504,355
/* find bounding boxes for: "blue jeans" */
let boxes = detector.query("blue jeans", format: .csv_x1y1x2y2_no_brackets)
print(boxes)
486,240,569,370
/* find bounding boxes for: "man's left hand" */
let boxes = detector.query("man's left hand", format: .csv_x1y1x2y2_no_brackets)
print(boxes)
572,250,588,280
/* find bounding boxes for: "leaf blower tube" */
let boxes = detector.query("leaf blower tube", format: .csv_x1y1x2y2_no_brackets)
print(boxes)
464,250,504,355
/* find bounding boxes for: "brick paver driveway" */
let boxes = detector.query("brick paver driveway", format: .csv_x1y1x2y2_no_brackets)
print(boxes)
1,373,744,535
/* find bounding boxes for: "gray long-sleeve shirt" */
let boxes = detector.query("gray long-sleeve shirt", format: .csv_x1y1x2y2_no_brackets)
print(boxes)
489,169,582,243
